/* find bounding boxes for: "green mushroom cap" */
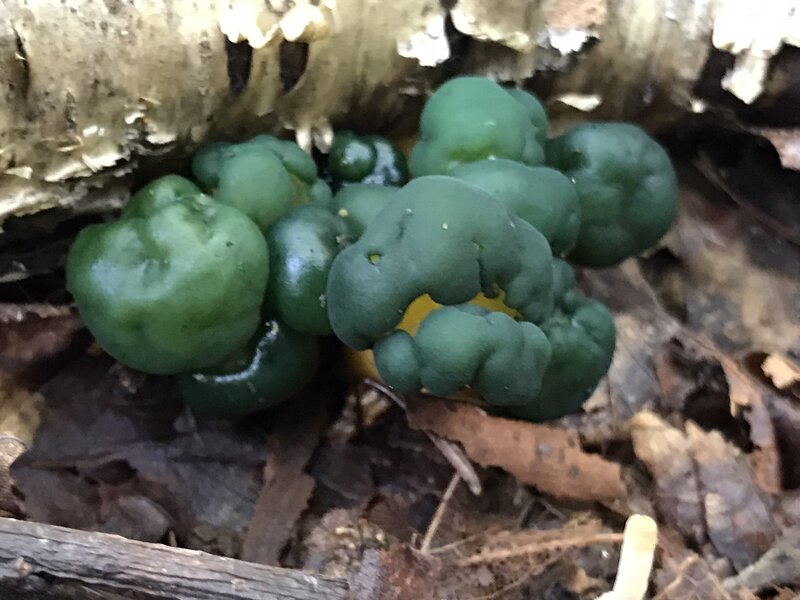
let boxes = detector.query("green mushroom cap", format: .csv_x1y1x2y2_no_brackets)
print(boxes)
449,159,581,256
507,260,616,421
333,183,398,238
191,135,323,231
266,203,352,336
122,175,202,219
215,148,297,230
546,122,678,267
375,304,551,406
326,176,555,350
505,87,548,166
191,142,232,191
179,317,319,419
237,135,318,186
309,178,334,205
410,77,547,176
66,185,269,375
327,132,409,188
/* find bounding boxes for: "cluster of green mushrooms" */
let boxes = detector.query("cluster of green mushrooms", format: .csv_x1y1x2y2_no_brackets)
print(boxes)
66,76,678,421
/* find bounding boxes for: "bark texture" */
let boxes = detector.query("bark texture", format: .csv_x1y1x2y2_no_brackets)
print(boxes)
1,0,797,220
0,516,349,599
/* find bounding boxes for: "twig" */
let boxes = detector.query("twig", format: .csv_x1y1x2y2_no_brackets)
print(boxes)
426,526,505,556
363,378,483,494
428,436,482,495
420,471,461,554
0,516,348,599
455,532,624,567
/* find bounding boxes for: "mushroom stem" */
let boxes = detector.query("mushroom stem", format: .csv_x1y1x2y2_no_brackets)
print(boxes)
596,514,658,600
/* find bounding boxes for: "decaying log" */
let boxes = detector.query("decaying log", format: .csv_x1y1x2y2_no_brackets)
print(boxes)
0,516,349,600
1,0,798,221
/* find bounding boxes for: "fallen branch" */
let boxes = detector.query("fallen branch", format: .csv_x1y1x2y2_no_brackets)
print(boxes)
0,517,348,600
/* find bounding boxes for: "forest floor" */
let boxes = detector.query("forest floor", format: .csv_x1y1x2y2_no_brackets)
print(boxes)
0,132,799,599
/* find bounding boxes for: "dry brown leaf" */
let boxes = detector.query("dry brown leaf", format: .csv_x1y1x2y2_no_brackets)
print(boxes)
11,354,266,554
631,411,705,545
0,304,81,374
0,377,41,516
653,554,732,600
0,377,41,513
653,334,783,496
241,393,331,565
687,422,777,571
406,396,626,501
714,349,782,495
0,434,26,515
0,377,42,448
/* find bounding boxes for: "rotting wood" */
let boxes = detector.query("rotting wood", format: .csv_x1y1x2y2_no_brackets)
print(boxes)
2,0,798,222
0,517,349,600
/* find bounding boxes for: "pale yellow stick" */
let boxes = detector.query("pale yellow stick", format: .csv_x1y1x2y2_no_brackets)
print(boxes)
596,515,658,600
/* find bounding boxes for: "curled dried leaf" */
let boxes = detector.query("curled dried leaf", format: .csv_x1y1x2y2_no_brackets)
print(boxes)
406,396,626,501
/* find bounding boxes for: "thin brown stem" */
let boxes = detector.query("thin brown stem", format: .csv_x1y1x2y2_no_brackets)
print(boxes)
420,472,461,554
455,532,624,567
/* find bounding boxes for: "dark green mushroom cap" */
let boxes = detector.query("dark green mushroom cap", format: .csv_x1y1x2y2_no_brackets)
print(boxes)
122,175,201,219
66,188,269,375
505,88,548,166
191,142,232,190
375,304,551,406
193,135,318,190
507,259,616,421
333,183,398,238
449,159,581,256
309,179,334,205
179,317,319,419
214,149,298,230
410,77,547,177
191,135,323,231
546,122,678,267
266,203,352,336
238,135,318,186
327,132,409,188
325,176,555,350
